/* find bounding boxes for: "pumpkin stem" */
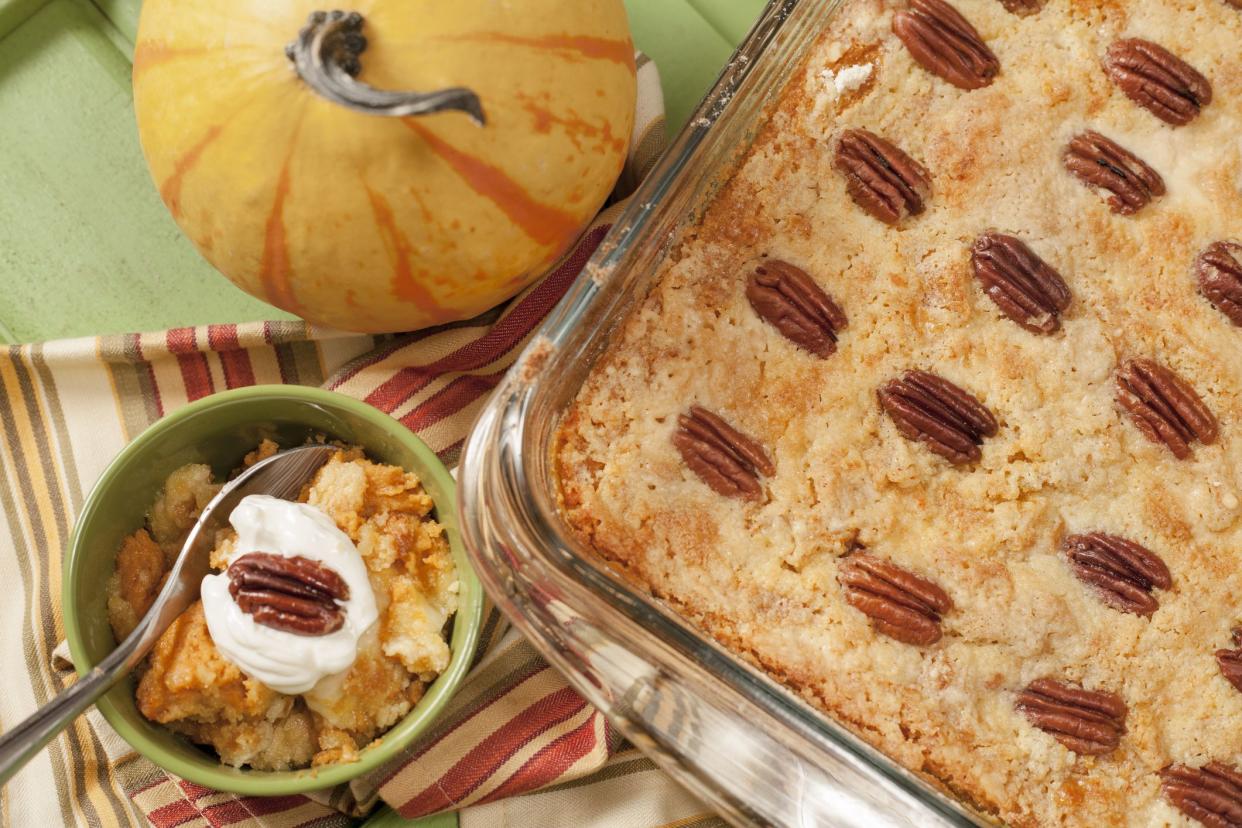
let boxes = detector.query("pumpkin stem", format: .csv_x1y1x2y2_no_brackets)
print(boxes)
285,11,486,126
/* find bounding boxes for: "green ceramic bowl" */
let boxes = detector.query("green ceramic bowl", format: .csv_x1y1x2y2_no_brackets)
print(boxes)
62,385,484,795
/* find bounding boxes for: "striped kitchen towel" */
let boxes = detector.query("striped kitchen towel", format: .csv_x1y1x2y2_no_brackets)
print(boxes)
0,54,722,828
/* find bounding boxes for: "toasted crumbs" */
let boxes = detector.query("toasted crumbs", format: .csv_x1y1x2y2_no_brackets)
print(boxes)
242,438,280,467
146,463,219,563
554,1,1242,825
106,529,168,641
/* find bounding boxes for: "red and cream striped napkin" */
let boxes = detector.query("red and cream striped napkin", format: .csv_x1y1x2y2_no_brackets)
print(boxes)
0,56,722,828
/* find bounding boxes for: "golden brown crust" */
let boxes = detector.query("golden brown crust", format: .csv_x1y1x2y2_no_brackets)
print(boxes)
556,1,1242,825
106,529,167,641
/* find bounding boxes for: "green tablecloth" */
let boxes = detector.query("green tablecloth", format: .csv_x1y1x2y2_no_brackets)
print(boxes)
0,0,765,344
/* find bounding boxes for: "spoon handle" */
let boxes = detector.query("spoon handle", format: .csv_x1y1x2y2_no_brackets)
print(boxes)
0,446,336,788
0,637,137,787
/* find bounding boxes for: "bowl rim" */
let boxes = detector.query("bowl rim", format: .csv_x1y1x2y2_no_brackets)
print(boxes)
62,384,485,796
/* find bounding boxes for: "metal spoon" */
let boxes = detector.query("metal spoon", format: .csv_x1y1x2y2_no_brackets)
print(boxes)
0,443,337,786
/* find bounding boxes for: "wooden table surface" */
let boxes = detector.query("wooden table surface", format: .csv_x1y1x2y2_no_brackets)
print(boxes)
0,0,766,344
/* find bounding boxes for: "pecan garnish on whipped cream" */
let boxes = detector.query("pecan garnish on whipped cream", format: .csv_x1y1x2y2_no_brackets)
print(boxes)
879,370,997,464
892,0,999,90
228,552,350,635
746,260,848,358
673,406,774,500
840,554,952,646
1015,678,1127,756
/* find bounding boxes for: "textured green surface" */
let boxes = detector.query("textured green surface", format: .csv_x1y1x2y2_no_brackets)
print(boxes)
0,0,290,343
0,0,765,345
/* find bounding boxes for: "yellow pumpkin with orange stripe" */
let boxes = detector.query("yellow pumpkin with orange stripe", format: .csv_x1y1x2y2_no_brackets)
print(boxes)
133,0,636,333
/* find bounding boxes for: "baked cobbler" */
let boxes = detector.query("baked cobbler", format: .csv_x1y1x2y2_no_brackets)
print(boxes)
556,1,1242,825
107,441,458,770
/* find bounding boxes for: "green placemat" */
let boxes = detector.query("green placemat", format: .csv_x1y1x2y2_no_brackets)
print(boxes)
0,0,284,344
0,0,764,344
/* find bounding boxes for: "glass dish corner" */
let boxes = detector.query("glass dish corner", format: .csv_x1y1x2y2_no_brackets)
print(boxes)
459,1,994,825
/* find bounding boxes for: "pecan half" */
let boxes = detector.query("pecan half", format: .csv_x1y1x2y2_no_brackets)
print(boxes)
892,0,999,90
673,406,775,500
228,552,350,635
747,260,848,358
1104,39,1212,127
1063,131,1165,215
996,0,1045,14
1197,241,1242,327
1160,762,1242,828
1214,627,1242,694
878,370,998,464
1015,678,1127,755
834,129,931,225
1116,358,1218,460
1062,532,1172,616
839,554,952,646
971,232,1072,334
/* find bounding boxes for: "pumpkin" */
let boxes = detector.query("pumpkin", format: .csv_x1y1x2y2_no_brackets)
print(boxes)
133,0,636,333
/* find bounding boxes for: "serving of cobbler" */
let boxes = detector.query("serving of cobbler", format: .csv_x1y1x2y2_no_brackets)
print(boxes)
106,441,458,770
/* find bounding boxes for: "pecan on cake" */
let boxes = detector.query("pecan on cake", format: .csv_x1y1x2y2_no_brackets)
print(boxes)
556,1,1242,825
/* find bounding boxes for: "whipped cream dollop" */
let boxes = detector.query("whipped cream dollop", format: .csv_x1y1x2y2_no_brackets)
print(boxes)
201,495,378,694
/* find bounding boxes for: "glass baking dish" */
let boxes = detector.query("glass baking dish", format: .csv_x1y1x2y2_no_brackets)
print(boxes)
457,1,992,825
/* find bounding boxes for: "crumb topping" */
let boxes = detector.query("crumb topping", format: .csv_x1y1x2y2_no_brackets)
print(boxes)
556,2,1242,825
